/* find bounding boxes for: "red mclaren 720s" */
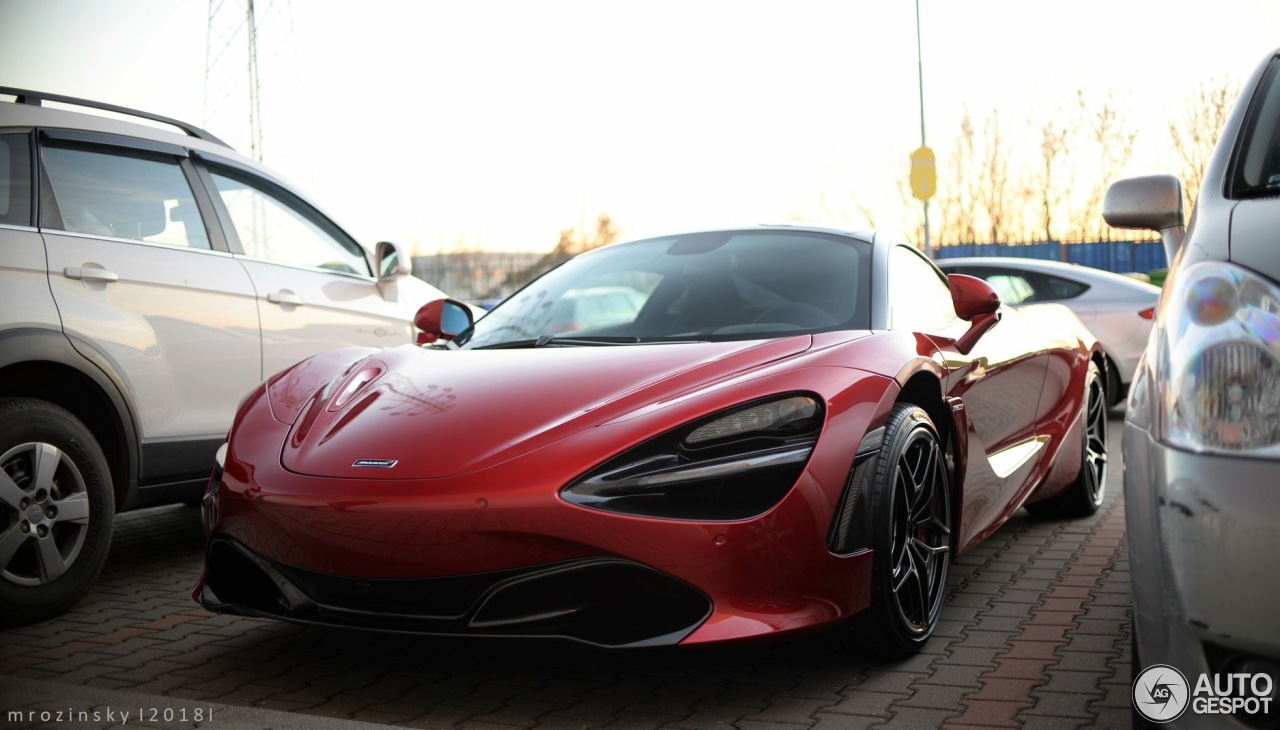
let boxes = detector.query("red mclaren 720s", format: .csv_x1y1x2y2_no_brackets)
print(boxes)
195,226,1109,659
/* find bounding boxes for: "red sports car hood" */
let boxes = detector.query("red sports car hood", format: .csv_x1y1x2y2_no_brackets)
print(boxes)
281,337,814,479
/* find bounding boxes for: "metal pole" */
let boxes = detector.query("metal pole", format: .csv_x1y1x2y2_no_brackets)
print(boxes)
247,0,262,161
915,0,932,259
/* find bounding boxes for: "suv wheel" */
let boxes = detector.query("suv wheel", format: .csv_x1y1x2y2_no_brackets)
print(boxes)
0,398,113,627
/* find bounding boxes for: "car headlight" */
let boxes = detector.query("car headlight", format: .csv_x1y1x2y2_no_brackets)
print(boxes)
562,394,823,520
1158,261,1280,455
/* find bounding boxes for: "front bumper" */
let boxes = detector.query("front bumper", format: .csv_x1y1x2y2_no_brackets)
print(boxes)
198,538,711,647
1124,420,1280,727
194,375,884,647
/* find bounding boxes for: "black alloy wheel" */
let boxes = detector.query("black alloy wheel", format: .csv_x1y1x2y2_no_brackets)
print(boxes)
1027,361,1107,519
838,403,951,659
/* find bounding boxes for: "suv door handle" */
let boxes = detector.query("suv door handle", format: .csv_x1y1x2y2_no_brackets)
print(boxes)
63,265,119,283
267,290,305,306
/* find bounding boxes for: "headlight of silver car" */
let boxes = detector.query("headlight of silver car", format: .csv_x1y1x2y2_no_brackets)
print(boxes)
1159,261,1280,455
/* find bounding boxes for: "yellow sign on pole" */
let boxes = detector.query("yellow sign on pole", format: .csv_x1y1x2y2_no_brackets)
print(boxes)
910,146,936,202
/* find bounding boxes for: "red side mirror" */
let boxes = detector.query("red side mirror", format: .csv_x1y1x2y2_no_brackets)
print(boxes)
947,274,1001,321
414,298,474,345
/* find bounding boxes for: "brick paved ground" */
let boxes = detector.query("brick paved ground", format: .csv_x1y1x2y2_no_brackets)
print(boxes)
0,417,1131,729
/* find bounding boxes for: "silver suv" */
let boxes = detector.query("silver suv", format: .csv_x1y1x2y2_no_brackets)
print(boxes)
0,88,447,625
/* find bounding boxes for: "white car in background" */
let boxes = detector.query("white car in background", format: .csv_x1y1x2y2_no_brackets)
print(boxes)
937,257,1160,404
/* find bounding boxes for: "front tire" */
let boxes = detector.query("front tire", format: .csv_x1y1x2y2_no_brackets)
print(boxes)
0,398,114,627
1026,360,1107,519
837,404,951,659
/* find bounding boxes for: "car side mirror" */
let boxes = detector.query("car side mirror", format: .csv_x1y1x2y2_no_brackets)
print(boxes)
376,241,411,281
948,274,1001,320
948,274,1002,355
414,298,474,345
1103,175,1185,264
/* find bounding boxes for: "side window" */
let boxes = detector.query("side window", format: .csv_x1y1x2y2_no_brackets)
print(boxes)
889,246,958,332
964,268,1035,305
0,133,32,226
209,170,370,276
41,144,209,248
1035,273,1089,300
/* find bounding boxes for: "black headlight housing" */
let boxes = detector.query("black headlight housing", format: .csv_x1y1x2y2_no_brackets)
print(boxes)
561,394,824,521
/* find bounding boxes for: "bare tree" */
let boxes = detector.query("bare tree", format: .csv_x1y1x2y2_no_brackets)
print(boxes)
785,190,879,230
974,110,1016,243
1075,90,1138,241
1169,77,1240,211
509,213,621,290
934,109,979,245
896,175,925,245
903,90,1147,248
1031,113,1073,242
555,212,621,256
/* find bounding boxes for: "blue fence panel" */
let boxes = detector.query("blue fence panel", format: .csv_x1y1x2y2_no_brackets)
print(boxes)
937,240,1167,275
1135,241,1168,272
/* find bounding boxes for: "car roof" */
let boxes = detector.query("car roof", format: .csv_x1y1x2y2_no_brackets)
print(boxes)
1,90,366,251
619,223,878,242
938,256,1161,292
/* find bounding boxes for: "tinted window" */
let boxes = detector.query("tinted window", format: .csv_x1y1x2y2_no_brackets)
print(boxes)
946,266,1088,303
1036,272,1089,299
210,170,369,276
42,144,208,248
984,274,1036,305
890,246,957,332
461,230,870,347
0,133,32,226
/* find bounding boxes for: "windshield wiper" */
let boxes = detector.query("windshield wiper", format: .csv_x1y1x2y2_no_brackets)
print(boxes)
535,335,642,347
472,335,709,350
473,335,641,350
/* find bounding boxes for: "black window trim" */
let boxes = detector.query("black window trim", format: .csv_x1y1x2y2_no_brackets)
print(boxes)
1227,54,1280,199
35,129,227,252
40,128,189,159
0,127,36,228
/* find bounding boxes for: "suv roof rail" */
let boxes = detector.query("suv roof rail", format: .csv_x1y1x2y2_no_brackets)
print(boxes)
0,86,229,147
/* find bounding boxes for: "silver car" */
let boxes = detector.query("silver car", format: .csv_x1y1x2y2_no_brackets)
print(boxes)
937,257,1160,405
1105,49,1280,727
0,88,450,626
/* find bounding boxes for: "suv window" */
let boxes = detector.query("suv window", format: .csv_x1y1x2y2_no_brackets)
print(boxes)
0,132,32,226
41,144,209,248
210,169,370,276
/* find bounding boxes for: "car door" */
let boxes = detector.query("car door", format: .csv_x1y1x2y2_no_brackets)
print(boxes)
37,132,261,484
888,248,1049,546
198,161,414,378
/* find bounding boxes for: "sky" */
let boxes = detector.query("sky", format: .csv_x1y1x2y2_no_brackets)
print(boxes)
2,0,1279,254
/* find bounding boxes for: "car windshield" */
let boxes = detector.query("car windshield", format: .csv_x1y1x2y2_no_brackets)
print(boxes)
457,230,871,349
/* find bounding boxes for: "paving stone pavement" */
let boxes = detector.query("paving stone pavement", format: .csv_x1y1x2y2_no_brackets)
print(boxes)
0,417,1131,729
